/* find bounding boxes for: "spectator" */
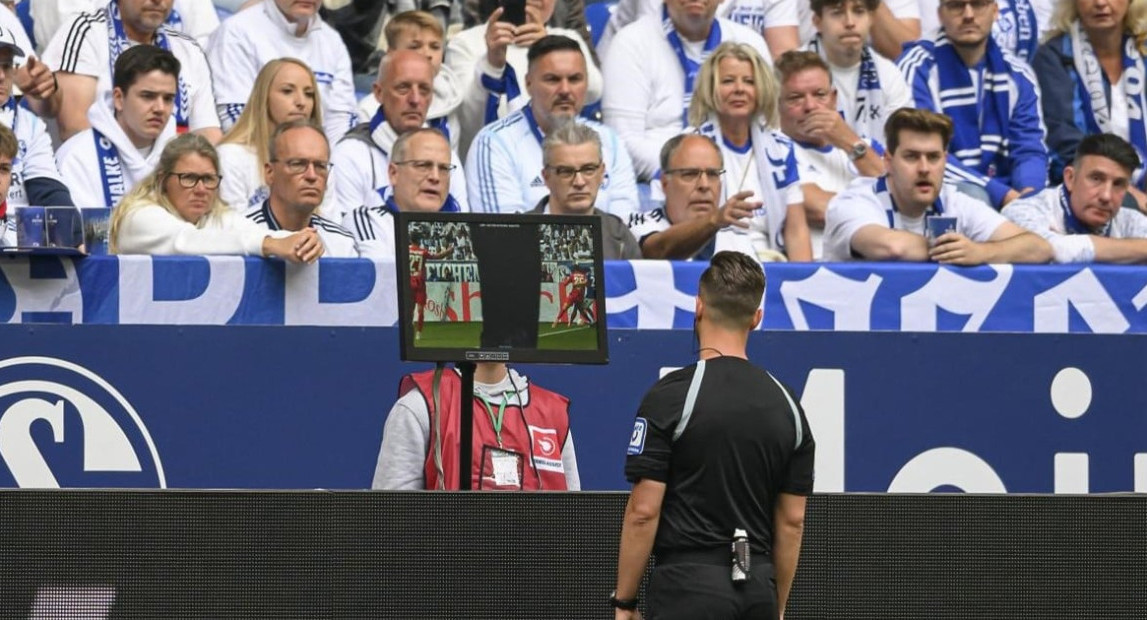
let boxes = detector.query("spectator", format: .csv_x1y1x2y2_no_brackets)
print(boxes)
0,124,20,245
373,362,580,490
529,122,641,260
898,0,1047,210
56,45,180,209
110,132,323,259
0,8,55,108
330,50,468,222
31,0,220,52
1033,0,1147,209
445,0,602,158
805,0,912,142
628,134,766,260
207,0,357,145
467,35,637,217
356,12,463,153
688,43,811,261
348,128,462,260
776,51,885,257
217,58,328,211
602,0,769,180
1004,133,1147,263
463,0,595,49
245,119,359,257
917,0,1047,62
40,0,220,143
823,107,1052,263
0,27,73,208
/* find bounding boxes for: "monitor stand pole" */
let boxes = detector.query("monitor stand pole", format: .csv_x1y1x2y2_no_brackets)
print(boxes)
457,361,476,490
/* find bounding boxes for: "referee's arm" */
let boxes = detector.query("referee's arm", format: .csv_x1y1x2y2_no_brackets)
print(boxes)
773,493,807,619
615,478,665,617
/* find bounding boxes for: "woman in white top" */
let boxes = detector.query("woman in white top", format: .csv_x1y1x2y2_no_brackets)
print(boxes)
216,58,327,211
110,133,324,261
686,42,812,261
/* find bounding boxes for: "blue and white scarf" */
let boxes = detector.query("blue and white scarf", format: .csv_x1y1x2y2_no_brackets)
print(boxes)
93,130,127,208
994,0,1036,63
875,176,944,229
107,0,189,131
808,36,884,141
1072,21,1147,189
1059,185,1110,236
163,7,184,32
663,5,721,125
479,61,520,125
933,33,1011,177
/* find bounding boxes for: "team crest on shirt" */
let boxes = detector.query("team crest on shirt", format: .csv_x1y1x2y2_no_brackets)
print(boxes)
528,425,564,472
628,417,648,455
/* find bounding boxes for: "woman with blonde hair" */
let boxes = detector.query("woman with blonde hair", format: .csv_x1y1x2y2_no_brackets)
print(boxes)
685,42,812,262
1033,0,1147,210
217,58,326,211
111,133,324,261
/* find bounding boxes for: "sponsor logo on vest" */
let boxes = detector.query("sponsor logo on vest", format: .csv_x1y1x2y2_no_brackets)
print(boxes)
529,425,564,472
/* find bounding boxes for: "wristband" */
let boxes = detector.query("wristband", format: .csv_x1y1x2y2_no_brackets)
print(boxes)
609,590,638,611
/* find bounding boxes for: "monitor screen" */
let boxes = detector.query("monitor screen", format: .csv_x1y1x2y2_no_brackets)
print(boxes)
395,212,609,364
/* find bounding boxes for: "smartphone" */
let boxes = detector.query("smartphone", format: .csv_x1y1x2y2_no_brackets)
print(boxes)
500,0,528,26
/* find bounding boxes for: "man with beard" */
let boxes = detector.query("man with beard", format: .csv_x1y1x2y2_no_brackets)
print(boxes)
823,108,1051,264
467,35,637,218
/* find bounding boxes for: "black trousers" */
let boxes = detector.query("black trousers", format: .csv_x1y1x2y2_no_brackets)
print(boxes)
647,558,777,620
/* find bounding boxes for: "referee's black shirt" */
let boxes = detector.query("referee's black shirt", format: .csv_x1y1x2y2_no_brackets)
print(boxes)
625,357,816,556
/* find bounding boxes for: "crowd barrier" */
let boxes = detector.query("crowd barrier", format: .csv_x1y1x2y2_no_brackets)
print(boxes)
2,490,1144,618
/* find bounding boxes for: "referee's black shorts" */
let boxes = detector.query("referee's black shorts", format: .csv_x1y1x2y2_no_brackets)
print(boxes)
648,550,777,620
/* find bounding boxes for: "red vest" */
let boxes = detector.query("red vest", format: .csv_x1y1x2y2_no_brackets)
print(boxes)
400,369,572,491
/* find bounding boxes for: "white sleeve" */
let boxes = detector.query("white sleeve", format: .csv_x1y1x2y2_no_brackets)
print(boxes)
626,207,671,245
55,137,104,208
602,30,664,179
115,205,275,255
450,149,470,211
40,13,102,75
466,128,527,214
602,127,641,220
322,36,359,143
372,392,431,490
886,0,922,19
180,41,222,131
765,0,800,28
31,0,91,57
19,116,65,184
955,198,1008,243
348,208,397,261
598,0,646,59
205,21,261,111
174,0,221,46
824,190,887,260
216,144,256,210
329,139,376,223
562,431,581,490
1001,198,1095,263
444,31,486,158
575,33,603,105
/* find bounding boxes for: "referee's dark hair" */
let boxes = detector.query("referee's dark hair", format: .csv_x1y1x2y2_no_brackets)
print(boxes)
113,44,181,93
1073,133,1141,176
699,251,765,329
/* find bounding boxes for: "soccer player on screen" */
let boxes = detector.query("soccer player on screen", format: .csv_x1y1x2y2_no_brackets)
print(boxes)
409,231,454,340
553,265,594,327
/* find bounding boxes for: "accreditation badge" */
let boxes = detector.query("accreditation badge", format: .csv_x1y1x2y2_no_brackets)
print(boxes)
481,446,524,490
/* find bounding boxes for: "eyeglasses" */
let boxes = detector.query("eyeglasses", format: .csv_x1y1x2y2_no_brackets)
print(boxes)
940,0,995,14
168,172,222,189
271,158,333,175
664,168,724,183
393,160,456,175
546,162,603,181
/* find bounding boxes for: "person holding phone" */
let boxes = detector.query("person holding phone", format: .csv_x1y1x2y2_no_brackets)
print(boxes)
444,0,603,158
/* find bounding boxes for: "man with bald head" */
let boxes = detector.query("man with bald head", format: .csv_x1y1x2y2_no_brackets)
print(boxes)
329,50,469,222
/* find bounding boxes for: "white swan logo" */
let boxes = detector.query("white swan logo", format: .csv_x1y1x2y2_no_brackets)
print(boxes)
0,357,165,488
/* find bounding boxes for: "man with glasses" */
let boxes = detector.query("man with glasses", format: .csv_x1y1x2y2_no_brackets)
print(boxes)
330,50,468,223
348,128,463,260
56,44,179,208
467,35,638,218
897,0,1046,210
529,122,641,260
246,119,360,257
627,134,762,260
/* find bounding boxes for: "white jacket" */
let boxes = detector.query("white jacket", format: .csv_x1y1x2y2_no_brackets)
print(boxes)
114,203,290,255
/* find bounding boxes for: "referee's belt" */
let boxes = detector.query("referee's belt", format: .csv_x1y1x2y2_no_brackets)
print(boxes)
656,548,770,568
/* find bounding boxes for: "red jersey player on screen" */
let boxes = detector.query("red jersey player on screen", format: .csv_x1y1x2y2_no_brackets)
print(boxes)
553,265,595,328
409,231,454,340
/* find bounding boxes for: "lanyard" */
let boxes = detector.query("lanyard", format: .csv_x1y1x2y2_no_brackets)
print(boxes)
478,393,509,447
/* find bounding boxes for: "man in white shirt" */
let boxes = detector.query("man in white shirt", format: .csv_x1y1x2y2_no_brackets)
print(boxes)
0,124,21,245
627,134,764,260
824,107,1051,263
348,128,462,261
467,35,637,218
56,45,179,208
330,51,468,225
602,0,771,180
207,0,357,144
1003,134,1147,263
245,119,359,258
40,0,220,143
805,0,912,142
777,51,885,257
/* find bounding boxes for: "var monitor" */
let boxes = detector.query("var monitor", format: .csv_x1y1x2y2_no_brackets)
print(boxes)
396,212,609,365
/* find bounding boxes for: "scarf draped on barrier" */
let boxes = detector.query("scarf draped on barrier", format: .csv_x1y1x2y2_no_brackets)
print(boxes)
107,1,189,132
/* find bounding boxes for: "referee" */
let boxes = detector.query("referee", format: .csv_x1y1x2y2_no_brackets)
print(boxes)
611,251,815,620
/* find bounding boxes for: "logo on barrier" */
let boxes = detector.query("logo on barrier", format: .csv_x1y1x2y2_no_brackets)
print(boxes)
0,357,165,488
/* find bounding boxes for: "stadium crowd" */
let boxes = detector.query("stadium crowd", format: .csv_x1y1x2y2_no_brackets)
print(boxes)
0,0,1143,263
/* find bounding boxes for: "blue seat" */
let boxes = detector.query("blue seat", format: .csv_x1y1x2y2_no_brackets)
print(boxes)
584,0,617,49
15,0,35,50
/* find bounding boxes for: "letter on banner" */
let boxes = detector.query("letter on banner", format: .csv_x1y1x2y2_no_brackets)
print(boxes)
284,259,397,326
900,265,1012,331
1033,268,1129,333
118,255,245,324
0,258,83,322
888,447,1007,493
605,260,696,329
801,369,844,492
778,267,882,330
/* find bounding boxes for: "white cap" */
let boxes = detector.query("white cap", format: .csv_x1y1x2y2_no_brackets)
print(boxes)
0,25,26,61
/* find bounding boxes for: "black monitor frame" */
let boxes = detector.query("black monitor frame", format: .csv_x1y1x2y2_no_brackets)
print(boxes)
395,212,609,365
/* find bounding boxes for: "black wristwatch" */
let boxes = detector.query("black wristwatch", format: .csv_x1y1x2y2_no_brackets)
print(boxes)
609,590,639,611
847,140,868,162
